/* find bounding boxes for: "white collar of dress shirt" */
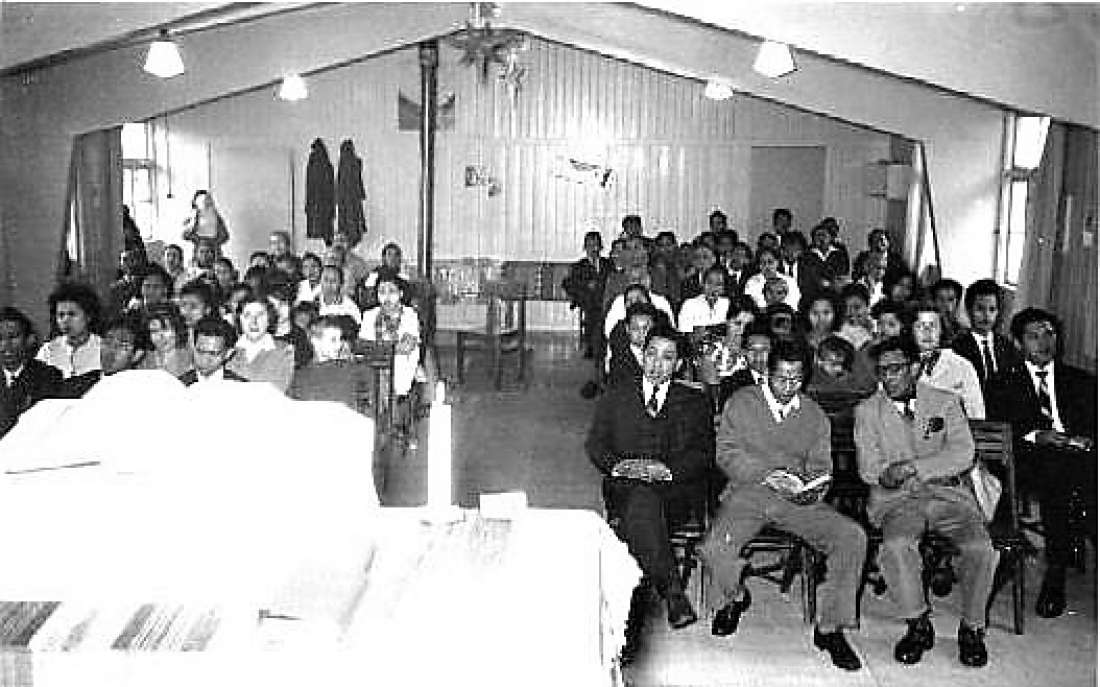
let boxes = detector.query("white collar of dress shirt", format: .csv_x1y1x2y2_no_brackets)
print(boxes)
1024,359,1054,379
972,330,994,347
641,377,670,411
812,246,836,260
3,364,24,385
761,382,800,422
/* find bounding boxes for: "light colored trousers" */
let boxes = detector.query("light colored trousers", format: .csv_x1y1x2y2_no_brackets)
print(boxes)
700,485,867,632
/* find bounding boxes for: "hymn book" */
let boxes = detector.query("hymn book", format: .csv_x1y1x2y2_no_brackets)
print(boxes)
761,470,832,495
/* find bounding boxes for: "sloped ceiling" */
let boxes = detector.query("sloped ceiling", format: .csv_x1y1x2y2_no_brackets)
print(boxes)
2,2,1097,127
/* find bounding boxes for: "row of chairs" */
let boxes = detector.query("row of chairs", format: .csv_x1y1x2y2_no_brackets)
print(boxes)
658,412,1032,635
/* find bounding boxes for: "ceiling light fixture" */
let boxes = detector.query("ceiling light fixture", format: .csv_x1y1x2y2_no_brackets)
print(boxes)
277,74,308,101
143,29,184,78
753,40,796,79
704,79,734,101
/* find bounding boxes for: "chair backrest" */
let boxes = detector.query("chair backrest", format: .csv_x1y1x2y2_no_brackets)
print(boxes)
968,419,1019,535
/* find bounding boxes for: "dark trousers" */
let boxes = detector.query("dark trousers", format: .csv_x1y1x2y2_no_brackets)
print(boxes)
1018,445,1097,572
604,478,700,596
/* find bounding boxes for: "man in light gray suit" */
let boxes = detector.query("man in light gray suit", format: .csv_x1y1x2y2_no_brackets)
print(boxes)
855,337,995,668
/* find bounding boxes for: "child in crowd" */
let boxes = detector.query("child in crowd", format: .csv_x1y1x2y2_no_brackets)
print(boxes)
870,299,913,344
291,301,319,336
212,257,237,301
37,282,103,378
187,238,218,284
359,277,421,399
361,242,410,309
56,310,148,398
802,293,839,350
128,264,172,314
288,315,360,409
804,334,877,402
837,283,873,350
177,280,216,342
607,302,658,389
0,307,61,438
163,243,188,295
140,303,194,378
678,265,730,339
744,246,799,310
317,265,363,325
226,295,296,393
181,316,245,385
296,252,324,305
931,278,968,346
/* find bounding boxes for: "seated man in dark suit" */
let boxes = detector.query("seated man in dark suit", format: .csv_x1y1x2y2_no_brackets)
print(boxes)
181,317,247,386
55,311,149,398
950,279,1020,399
701,339,866,671
606,303,657,390
856,337,994,668
987,307,1096,618
586,324,714,661
0,307,61,438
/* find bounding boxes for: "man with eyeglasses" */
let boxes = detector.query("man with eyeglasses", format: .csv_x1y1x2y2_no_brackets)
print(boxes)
855,336,994,668
987,308,1096,618
701,339,866,671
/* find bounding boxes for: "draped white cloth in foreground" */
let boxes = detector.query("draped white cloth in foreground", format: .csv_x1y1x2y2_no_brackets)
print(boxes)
0,369,379,606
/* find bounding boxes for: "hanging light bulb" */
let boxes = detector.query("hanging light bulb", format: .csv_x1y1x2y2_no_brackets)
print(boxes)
753,40,796,78
703,79,734,101
277,74,308,101
144,29,184,78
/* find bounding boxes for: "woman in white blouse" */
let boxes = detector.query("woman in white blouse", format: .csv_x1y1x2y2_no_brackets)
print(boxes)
37,283,102,378
359,277,421,397
678,265,730,338
743,246,800,311
604,284,676,340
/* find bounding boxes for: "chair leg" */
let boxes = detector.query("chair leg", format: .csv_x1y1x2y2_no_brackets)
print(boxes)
456,335,466,385
803,548,818,625
779,546,800,594
1013,553,1026,635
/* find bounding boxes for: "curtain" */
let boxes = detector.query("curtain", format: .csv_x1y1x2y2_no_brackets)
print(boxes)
1012,123,1065,315
59,127,123,300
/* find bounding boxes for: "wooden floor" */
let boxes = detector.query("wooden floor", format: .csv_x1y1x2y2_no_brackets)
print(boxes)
378,332,1097,687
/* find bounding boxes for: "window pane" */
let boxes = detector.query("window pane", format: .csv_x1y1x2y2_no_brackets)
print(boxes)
121,122,149,159
1013,116,1050,171
1004,180,1029,284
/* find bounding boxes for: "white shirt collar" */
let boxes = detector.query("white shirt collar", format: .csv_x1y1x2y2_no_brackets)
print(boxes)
237,333,276,361
972,330,994,347
641,377,671,413
3,365,25,386
812,246,837,261
761,382,800,423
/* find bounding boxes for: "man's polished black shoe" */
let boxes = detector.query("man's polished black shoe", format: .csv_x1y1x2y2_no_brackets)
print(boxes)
711,588,751,636
958,624,988,667
813,628,862,671
894,614,935,664
1036,574,1067,618
666,590,698,630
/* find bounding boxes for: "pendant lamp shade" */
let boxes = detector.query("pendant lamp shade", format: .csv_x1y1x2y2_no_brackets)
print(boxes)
753,41,796,78
144,30,184,78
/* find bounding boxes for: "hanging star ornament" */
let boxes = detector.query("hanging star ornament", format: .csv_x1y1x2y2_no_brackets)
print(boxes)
449,21,525,84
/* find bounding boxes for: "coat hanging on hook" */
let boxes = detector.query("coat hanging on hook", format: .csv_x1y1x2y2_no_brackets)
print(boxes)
336,139,366,247
305,138,335,242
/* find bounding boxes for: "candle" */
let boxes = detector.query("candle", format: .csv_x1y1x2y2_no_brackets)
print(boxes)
426,381,452,511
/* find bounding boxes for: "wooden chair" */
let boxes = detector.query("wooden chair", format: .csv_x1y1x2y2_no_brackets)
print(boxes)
455,282,528,389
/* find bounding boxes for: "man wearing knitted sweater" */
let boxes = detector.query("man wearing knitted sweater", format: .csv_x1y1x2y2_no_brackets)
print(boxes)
855,337,993,668
700,339,866,671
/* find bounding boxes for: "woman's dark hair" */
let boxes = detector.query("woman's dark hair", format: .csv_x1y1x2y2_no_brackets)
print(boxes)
381,242,403,258
144,303,188,349
141,263,174,299
755,246,780,264
47,282,103,337
237,295,279,336
243,265,270,294
0,306,36,339
871,299,915,326
190,189,210,210
816,335,856,371
178,279,215,308
840,282,870,305
800,293,840,332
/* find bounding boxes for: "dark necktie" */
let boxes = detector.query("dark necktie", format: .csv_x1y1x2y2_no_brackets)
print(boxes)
920,351,940,378
1035,368,1053,425
646,389,660,418
980,337,996,382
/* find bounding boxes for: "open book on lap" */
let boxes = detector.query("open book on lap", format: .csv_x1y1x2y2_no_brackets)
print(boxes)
762,470,831,495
